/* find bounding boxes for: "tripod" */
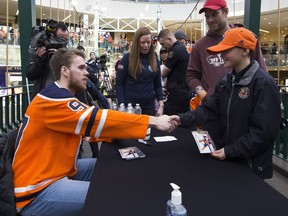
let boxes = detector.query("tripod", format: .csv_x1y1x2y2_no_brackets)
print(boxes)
98,64,115,97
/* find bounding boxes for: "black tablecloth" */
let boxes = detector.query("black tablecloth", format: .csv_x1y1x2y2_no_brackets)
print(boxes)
82,128,288,216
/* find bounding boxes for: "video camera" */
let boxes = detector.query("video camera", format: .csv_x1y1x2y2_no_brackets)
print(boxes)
29,19,68,57
98,54,108,72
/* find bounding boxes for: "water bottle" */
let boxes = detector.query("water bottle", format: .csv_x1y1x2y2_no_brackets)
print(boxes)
126,103,135,114
112,102,118,110
118,103,126,112
135,104,150,141
134,103,142,115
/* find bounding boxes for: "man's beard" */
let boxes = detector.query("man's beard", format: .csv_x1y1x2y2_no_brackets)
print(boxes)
210,21,226,34
68,76,87,93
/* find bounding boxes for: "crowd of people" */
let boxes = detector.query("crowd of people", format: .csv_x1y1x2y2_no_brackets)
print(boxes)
0,0,282,215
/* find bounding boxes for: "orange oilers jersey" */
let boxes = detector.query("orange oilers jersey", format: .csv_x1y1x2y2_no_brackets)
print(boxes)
13,82,149,210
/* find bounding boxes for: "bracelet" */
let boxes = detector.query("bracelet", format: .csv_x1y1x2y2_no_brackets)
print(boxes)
195,86,204,92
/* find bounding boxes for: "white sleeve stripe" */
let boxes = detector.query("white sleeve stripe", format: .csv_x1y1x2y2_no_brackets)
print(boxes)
94,109,108,138
75,106,95,135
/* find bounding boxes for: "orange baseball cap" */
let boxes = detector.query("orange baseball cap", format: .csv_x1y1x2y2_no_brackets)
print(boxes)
207,28,257,54
199,0,227,14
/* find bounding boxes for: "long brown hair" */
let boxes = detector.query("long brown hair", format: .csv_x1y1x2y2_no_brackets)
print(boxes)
129,27,157,79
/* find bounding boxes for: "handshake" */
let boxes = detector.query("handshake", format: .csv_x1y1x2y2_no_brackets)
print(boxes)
149,115,181,133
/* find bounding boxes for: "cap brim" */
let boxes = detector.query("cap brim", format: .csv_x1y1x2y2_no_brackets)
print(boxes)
207,44,234,54
199,5,222,14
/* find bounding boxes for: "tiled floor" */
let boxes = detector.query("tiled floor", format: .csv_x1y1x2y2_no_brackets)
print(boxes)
81,142,288,199
266,171,288,198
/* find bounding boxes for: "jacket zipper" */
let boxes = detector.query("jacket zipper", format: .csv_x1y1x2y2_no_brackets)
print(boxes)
226,76,235,145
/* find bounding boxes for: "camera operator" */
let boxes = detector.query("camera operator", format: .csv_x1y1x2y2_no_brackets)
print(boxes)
26,22,69,99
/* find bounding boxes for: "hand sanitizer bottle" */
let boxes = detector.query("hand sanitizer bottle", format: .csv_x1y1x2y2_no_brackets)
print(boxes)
166,183,187,216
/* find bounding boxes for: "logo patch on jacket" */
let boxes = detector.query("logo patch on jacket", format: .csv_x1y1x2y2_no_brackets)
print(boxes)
118,64,123,70
238,87,250,99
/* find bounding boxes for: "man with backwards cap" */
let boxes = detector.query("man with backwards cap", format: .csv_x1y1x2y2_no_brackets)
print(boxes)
157,29,190,115
186,0,267,103
174,30,188,47
170,28,281,179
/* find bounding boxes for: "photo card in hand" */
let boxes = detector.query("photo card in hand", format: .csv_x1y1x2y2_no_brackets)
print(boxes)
192,130,216,154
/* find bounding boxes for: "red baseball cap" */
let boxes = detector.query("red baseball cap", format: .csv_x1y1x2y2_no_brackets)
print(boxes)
207,28,257,54
199,0,227,14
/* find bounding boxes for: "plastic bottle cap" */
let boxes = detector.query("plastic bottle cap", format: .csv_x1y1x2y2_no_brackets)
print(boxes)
170,183,182,205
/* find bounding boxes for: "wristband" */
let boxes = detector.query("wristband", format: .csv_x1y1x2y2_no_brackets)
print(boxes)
195,86,204,92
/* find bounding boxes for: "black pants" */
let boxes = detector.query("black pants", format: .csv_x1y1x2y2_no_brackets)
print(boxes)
141,107,156,116
164,88,190,115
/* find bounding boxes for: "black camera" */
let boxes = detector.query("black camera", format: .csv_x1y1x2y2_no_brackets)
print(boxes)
98,54,107,71
29,19,67,58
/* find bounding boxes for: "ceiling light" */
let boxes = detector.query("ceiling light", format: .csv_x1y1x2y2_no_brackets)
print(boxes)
63,15,71,22
71,0,78,6
259,29,270,33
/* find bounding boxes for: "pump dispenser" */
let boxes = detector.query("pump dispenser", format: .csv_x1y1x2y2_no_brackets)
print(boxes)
166,183,187,216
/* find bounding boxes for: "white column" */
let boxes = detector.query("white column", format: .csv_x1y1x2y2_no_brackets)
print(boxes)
94,3,99,56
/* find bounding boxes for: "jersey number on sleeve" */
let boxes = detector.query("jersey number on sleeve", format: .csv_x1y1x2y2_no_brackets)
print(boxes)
68,100,88,112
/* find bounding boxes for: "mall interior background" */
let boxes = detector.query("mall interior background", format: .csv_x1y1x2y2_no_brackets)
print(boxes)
0,0,288,87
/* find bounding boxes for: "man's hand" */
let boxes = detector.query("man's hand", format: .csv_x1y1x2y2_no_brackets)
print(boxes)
162,87,168,96
149,115,178,133
169,115,181,126
211,148,226,160
47,48,57,54
35,46,47,58
195,86,207,100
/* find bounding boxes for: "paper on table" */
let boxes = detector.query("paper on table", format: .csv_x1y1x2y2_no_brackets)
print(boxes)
153,136,177,142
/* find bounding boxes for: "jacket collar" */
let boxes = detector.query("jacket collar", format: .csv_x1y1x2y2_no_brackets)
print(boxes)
223,61,259,86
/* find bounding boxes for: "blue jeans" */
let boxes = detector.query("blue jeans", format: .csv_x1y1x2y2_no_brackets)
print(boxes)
21,158,96,216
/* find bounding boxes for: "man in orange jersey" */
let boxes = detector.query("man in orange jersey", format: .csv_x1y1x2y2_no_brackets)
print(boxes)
13,48,176,216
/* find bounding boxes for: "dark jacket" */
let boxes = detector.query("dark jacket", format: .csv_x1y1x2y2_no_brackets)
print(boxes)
116,53,163,110
179,61,281,179
75,79,110,109
26,54,53,100
0,129,18,216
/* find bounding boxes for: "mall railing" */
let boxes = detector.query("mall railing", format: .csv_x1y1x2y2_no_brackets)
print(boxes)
0,84,32,137
275,90,288,161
